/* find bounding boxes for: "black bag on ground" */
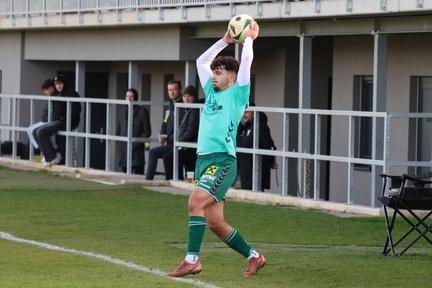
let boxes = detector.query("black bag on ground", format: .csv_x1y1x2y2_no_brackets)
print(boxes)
0,141,30,159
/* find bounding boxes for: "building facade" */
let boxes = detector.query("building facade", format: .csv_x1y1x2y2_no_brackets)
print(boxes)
1,0,432,207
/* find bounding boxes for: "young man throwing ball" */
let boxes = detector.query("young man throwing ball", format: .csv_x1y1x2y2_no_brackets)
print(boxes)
167,21,264,278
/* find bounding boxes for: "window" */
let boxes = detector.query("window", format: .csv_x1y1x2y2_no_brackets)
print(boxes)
353,76,373,168
250,74,256,103
416,77,432,174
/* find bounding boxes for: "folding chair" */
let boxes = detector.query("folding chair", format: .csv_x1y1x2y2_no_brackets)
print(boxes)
378,173,432,256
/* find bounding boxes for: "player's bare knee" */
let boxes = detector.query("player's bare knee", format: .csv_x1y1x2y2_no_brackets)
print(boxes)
207,221,220,233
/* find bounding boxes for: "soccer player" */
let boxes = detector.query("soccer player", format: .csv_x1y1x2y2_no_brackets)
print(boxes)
167,21,264,277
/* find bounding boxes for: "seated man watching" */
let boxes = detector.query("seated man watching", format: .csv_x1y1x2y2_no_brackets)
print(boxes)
33,74,81,166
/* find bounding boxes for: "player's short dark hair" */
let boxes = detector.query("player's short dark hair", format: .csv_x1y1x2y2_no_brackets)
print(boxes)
211,56,240,74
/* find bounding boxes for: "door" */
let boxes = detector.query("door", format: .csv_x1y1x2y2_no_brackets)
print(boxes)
418,77,432,174
86,72,109,170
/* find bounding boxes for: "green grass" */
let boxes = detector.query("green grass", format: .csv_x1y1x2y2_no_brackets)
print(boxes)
0,165,431,287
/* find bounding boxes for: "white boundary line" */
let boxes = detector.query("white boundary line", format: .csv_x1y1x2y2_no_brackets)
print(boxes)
0,232,221,288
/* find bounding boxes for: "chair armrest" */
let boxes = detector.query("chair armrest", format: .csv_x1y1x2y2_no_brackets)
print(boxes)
380,174,403,180
380,174,404,197
403,172,432,181
403,174,432,189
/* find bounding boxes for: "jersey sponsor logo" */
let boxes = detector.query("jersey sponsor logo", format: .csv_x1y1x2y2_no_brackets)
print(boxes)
206,99,223,112
205,166,218,175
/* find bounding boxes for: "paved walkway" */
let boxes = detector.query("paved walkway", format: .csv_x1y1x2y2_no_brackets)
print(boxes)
0,157,382,217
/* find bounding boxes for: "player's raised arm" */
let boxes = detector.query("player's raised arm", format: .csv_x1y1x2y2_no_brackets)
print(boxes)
237,21,259,86
196,34,231,87
196,39,228,87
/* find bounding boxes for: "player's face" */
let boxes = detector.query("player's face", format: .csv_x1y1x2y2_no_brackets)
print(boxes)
167,83,181,101
212,67,233,92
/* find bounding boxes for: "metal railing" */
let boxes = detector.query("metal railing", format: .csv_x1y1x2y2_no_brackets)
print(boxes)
1,0,413,18
172,102,432,207
0,0,290,25
0,1,427,27
0,94,168,174
0,0,279,15
2,93,432,207
0,0,427,16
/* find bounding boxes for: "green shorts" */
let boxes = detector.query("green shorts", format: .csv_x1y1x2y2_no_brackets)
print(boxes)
195,153,237,203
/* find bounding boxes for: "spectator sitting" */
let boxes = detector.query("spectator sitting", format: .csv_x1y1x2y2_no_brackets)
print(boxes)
27,79,57,152
145,80,183,180
236,101,276,191
163,85,200,180
116,88,152,174
33,74,81,167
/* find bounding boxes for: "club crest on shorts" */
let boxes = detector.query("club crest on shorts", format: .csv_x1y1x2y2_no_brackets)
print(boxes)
205,166,218,175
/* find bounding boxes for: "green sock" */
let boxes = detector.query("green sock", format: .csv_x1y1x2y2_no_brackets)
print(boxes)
187,216,207,255
224,228,253,258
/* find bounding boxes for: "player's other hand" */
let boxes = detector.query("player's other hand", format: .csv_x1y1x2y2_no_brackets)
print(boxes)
244,21,259,41
222,29,236,44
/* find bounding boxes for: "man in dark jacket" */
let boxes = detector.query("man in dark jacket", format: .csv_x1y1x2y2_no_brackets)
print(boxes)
116,88,151,174
33,74,82,166
236,102,276,191
163,85,199,180
145,80,183,180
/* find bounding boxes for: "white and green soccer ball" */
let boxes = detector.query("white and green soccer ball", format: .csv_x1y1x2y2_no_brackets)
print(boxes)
228,14,255,44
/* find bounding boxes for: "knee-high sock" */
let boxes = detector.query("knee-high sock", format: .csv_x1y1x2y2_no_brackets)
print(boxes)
187,216,207,255
224,228,253,258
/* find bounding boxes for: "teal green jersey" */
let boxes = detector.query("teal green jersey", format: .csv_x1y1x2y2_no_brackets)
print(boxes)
197,78,250,157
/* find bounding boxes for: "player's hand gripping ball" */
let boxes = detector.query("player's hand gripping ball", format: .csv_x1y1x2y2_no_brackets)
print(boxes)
228,14,255,44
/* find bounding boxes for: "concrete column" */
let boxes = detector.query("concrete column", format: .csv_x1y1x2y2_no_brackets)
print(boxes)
371,32,388,207
128,61,139,90
184,60,197,86
75,61,85,97
75,61,85,167
297,35,313,198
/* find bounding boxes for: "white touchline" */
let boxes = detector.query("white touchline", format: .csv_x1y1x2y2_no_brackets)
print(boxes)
0,232,221,288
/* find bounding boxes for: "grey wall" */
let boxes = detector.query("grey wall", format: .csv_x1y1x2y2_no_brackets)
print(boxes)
25,27,182,61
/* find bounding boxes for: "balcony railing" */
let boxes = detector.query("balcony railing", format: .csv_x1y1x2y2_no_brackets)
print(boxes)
2,93,432,207
2,0,278,15
0,1,429,23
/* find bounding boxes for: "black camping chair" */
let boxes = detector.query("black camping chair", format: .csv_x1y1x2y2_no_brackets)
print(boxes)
378,173,432,256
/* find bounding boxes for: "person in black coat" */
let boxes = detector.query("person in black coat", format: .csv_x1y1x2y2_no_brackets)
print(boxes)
163,85,200,180
116,88,152,174
33,74,82,166
236,101,276,191
145,80,183,180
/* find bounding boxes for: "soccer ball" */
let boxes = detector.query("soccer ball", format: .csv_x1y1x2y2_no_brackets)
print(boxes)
228,14,255,44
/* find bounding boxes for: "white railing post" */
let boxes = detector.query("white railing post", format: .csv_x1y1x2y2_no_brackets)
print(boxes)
282,112,289,196
126,100,133,174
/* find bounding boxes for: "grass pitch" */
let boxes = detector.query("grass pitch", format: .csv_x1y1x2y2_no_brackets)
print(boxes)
0,165,431,287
